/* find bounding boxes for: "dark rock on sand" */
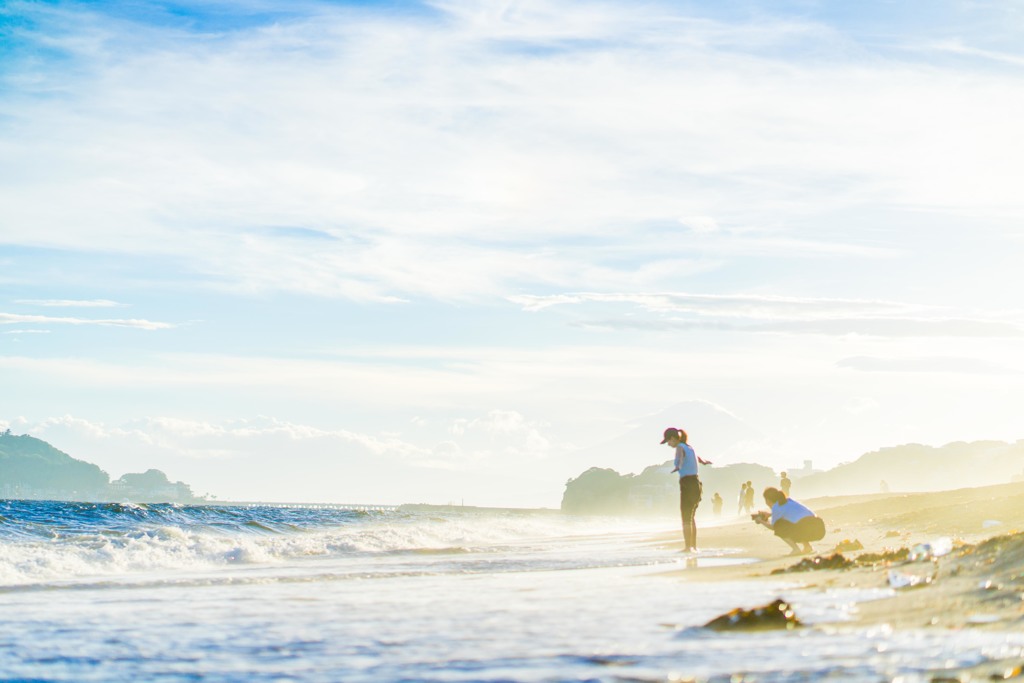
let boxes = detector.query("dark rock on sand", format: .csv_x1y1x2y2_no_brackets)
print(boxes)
703,598,801,631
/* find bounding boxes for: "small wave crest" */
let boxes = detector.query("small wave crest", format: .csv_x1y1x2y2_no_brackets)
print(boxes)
0,500,382,584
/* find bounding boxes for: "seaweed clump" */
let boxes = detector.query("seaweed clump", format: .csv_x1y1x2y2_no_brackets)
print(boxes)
703,599,801,632
771,553,854,574
856,547,910,565
773,547,914,574
961,532,1024,570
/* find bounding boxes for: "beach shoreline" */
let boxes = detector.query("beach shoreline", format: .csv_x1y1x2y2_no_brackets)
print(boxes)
655,481,1024,632
3,491,1023,680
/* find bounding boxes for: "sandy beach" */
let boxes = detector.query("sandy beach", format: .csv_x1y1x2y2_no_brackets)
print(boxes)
657,481,1024,634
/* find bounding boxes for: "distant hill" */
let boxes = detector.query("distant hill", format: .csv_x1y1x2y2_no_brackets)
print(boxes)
0,430,109,499
0,430,201,503
562,460,776,516
791,440,1024,498
562,439,1024,516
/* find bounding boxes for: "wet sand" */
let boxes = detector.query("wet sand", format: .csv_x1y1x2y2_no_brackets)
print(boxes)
656,481,1024,631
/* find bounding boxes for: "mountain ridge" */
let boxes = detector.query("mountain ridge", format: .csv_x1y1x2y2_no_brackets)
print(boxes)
562,438,1024,515
0,430,202,503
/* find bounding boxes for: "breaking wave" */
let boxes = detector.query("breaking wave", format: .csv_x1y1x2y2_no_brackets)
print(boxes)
0,500,657,585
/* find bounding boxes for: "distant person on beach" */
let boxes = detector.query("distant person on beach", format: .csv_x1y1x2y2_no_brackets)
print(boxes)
712,492,723,517
737,483,747,515
780,472,791,496
743,481,755,514
752,487,826,556
662,427,712,553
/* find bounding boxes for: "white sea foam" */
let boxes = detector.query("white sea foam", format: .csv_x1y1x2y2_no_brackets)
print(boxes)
0,505,669,585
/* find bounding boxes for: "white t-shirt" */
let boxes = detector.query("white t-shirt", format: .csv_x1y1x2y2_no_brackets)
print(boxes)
770,498,814,526
674,443,698,477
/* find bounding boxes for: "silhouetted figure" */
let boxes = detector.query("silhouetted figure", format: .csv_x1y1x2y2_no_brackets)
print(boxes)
780,472,792,496
743,480,755,514
662,427,712,553
737,483,747,516
880,479,890,493
712,492,723,517
752,487,826,556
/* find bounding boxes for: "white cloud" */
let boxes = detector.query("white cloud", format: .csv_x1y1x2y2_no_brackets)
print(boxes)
12,411,564,503
836,355,1020,374
927,38,1024,67
844,396,880,415
0,312,174,330
15,299,126,308
21,411,550,468
679,216,720,234
449,409,552,460
26,413,428,463
512,291,920,317
2,1,1023,302
508,291,1024,338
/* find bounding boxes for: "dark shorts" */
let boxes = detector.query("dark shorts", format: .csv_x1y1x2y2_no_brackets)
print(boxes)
774,516,826,543
679,476,703,509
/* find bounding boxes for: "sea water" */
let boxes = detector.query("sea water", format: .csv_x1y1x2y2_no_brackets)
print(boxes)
0,501,1021,682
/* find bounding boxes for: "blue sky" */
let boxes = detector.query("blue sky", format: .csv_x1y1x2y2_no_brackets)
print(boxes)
2,0,1024,506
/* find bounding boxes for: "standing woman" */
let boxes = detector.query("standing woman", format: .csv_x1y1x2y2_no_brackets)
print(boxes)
661,427,712,552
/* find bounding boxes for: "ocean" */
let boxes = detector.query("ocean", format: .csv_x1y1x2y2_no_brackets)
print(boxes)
1,500,1021,682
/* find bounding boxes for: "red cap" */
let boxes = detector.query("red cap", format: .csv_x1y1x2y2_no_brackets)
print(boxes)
660,427,680,444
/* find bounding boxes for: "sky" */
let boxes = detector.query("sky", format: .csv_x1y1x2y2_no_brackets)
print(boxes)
2,0,1024,508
